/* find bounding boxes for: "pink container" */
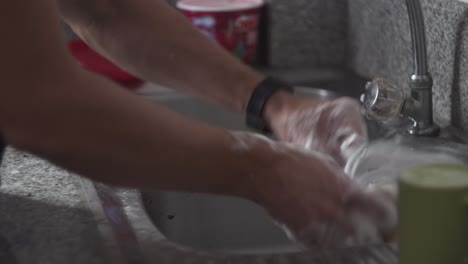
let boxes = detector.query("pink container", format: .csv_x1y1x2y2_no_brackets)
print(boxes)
177,0,264,65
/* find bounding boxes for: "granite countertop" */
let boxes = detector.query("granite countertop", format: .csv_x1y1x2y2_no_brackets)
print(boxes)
0,148,106,264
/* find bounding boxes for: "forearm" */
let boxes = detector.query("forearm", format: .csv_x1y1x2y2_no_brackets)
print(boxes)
0,0,271,199
4,68,268,197
59,0,264,112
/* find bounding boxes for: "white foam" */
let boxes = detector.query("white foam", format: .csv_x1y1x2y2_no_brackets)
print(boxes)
345,140,463,189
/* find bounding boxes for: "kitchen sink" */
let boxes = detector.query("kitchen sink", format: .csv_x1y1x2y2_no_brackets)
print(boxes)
140,74,371,254
138,72,468,256
141,191,299,254
77,70,467,263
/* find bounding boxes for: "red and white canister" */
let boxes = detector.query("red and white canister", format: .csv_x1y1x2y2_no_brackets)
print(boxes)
177,0,264,65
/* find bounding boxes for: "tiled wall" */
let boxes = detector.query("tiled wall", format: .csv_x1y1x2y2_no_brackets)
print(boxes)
348,0,468,129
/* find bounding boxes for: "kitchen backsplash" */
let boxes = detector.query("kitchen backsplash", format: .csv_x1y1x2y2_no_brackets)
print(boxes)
164,0,348,68
264,0,348,68
348,0,468,129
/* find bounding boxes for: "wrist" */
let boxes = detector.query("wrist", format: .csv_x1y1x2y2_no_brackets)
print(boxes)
262,90,296,130
227,132,279,201
246,77,294,133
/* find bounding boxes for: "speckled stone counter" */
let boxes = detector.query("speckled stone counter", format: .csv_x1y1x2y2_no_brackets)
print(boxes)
0,148,106,264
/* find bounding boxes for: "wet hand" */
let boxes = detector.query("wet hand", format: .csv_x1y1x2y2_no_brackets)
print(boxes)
237,133,397,248
264,92,368,166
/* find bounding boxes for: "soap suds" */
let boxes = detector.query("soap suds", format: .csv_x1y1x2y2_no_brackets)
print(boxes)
229,131,339,167
229,131,274,152
283,98,367,165
229,118,462,248
345,140,463,188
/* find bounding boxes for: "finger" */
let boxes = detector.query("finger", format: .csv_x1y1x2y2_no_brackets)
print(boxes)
297,220,353,249
366,187,398,242
343,188,398,243
326,99,368,163
332,97,367,133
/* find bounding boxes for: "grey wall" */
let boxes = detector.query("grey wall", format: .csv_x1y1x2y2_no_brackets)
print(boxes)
165,0,349,68
266,0,348,68
348,0,468,129
62,0,349,67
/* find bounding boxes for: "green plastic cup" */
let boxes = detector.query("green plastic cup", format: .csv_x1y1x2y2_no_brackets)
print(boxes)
399,164,468,264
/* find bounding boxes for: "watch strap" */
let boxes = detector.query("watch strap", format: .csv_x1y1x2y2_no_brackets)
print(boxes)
246,77,294,133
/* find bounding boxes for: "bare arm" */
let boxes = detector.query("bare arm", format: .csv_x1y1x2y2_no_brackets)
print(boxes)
0,0,272,197
0,2,396,246
58,0,268,113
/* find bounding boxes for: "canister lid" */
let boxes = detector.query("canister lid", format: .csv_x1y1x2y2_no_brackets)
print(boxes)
177,0,264,12
401,164,468,189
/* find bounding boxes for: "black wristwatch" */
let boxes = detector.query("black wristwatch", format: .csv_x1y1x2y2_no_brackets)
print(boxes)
246,77,294,133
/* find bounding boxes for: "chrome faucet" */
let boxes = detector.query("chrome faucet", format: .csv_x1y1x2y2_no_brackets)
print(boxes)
361,0,440,136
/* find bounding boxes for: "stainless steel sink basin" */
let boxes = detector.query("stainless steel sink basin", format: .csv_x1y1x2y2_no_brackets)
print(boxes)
142,192,300,254
134,73,468,257
141,87,337,254
139,80,386,255
77,71,408,264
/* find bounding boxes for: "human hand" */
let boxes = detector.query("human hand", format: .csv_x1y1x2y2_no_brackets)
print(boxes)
236,133,397,248
257,145,396,248
264,92,368,166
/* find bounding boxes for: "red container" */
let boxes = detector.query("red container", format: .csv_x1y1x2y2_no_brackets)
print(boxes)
67,40,144,90
177,0,264,65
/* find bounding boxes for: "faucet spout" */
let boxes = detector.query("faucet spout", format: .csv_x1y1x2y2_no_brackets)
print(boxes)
361,0,440,136
405,0,439,135
406,0,428,76
405,74,439,135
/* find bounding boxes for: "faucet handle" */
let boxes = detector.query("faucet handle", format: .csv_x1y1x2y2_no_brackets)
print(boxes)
360,78,405,122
